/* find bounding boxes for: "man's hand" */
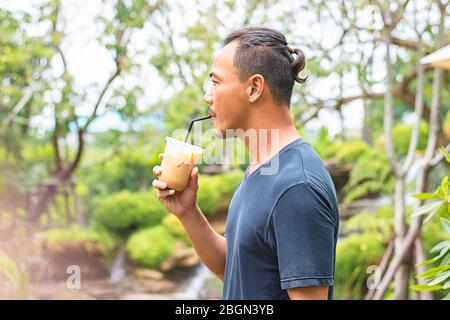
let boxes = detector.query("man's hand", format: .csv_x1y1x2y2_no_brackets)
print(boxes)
152,154,200,218
287,286,329,300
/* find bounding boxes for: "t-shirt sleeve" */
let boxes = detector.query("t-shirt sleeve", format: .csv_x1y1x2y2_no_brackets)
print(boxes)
266,182,337,290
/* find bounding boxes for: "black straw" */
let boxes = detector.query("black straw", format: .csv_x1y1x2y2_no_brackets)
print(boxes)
184,115,212,143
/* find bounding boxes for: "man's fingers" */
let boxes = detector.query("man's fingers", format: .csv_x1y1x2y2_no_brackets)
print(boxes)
157,189,175,199
153,166,162,176
152,179,167,189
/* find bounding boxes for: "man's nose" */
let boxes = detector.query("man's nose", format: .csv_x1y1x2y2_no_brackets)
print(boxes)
203,92,213,105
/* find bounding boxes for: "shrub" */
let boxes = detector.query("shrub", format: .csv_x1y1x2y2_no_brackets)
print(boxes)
197,171,243,216
343,148,395,204
335,140,369,165
376,122,429,157
126,225,176,269
197,176,222,215
162,214,191,247
343,206,394,239
335,205,397,300
312,127,339,160
92,191,167,236
335,233,387,300
39,226,119,258
214,170,243,196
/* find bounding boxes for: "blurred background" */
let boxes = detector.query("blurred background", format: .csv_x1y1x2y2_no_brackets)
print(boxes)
0,0,449,300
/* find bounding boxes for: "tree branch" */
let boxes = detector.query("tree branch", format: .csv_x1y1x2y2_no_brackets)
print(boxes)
1,85,34,131
430,143,450,167
372,0,447,299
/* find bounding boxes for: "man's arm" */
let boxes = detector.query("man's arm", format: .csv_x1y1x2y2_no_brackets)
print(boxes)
178,204,227,281
287,286,329,300
152,158,226,281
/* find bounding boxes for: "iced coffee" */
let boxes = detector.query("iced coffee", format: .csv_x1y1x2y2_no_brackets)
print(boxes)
159,137,203,191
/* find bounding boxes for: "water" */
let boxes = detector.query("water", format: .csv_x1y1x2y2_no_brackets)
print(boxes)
109,246,127,283
171,263,216,299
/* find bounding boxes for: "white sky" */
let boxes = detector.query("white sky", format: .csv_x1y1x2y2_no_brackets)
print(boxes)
3,0,441,138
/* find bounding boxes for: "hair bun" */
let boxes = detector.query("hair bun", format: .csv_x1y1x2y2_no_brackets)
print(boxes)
288,47,307,84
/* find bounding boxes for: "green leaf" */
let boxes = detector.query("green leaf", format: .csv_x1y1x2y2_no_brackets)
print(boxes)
410,284,443,291
440,252,450,267
443,291,450,300
431,240,450,253
413,193,440,200
439,146,450,163
443,280,450,290
435,186,447,200
416,265,450,279
416,258,440,267
442,218,450,234
429,248,450,264
424,201,448,223
412,201,441,218
427,270,450,286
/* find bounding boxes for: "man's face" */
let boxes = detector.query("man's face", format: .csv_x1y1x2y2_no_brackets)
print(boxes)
204,42,249,137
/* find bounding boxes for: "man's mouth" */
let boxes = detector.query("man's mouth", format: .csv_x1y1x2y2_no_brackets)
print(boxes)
208,109,217,118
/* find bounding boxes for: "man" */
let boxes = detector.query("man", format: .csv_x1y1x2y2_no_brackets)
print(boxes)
152,26,339,300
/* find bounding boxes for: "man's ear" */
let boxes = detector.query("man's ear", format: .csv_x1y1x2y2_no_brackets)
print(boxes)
246,74,265,103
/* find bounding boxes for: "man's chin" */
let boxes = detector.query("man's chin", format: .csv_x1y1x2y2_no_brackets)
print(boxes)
214,128,227,139
214,128,237,139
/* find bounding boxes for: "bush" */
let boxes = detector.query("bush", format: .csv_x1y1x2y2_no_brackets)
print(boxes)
214,170,243,196
312,127,339,160
92,191,167,236
197,171,243,216
77,146,163,221
376,122,429,157
126,225,176,269
343,206,394,239
335,233,388,300
343,148,395,204
197,176,222,215
39,226,119,258
335,206,396,299
335,140,369,165
162,214,191,247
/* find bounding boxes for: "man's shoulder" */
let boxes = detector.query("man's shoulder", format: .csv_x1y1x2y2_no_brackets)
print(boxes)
273,139,327,185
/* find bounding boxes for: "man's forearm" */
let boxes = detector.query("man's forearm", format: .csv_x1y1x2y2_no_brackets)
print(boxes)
178,204,227,280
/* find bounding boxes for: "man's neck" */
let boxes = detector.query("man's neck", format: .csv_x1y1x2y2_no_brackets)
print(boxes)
239,109,300,174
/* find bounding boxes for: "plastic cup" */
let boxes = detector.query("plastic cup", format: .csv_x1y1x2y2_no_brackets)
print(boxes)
159,137,204,191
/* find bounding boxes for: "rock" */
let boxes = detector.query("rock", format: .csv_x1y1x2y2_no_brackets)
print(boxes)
160,256,177,272
160,245,200,272
132,268,164,281
49,291,96,300
178,254,200,268
119,293,171,300
129,279,176,293
173,247,196,260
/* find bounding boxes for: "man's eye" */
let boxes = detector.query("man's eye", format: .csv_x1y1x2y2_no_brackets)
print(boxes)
212,80,219,86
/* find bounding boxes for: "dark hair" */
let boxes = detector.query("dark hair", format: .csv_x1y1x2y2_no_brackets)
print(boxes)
224,26,306,107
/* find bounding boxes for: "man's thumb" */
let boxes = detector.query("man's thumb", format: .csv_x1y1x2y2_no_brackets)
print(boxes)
188,167,199,189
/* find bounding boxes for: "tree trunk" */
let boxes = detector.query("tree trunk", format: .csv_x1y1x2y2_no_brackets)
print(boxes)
72,180,85,227
27,180,59,224
393,177,409,299
362,99,373,145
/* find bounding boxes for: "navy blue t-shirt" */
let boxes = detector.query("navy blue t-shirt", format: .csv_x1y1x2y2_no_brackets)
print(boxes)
223,138,339,300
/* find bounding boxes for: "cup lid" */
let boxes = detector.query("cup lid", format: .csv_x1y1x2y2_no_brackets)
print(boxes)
165,137,204,153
